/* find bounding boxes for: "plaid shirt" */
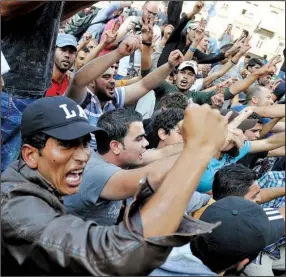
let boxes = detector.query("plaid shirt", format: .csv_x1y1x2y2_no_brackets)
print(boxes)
258,171,285,209
80,87,125,149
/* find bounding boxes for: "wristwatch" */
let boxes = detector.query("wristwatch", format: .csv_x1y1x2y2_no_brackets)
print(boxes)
142,41,152,46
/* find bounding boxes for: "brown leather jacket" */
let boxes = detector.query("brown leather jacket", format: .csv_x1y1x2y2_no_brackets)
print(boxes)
1,159,218,275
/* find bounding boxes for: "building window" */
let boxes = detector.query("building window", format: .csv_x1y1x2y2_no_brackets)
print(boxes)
276,42,285,54
256,36,266,49
241,9,247,14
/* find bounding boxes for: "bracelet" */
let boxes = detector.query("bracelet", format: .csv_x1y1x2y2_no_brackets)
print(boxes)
189,46,197,53
231,59,238,65
142,41,152,46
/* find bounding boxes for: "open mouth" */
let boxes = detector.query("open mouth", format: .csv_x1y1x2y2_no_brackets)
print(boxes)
107,87,115,94
180,80,189,86
66,169,84,187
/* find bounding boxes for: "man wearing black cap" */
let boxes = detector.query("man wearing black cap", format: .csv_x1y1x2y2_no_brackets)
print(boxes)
191,196,285,275
1,98,228,275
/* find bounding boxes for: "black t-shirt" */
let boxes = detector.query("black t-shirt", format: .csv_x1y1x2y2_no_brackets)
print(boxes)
2,2,64,97
237,151,268,169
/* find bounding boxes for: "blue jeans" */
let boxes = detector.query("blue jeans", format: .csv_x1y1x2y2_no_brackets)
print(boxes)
1,91,37,172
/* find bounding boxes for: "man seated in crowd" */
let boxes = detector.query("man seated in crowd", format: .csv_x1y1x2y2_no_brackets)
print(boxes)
212,164,285,276
2,97,227,275
45,34,77,97
64,108,184,225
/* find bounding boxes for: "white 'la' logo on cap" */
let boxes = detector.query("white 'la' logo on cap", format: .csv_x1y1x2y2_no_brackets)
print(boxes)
59,104,88,120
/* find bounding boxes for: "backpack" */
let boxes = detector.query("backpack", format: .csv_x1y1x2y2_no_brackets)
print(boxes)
65,8,110,41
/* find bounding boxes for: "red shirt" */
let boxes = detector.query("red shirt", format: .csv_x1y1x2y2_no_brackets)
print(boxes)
45,74,69,97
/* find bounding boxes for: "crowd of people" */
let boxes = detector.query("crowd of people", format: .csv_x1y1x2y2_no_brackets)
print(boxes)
1,1,285,276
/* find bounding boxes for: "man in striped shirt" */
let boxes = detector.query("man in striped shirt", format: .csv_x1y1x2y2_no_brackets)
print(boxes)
66,35,185,147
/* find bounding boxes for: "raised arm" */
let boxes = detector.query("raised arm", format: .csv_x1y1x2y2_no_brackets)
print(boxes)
203,40,251,87
252,104,285,119
250,132,285,153
66,35,141,102
124,50,184,105
229,55,283,97
140,104,228,238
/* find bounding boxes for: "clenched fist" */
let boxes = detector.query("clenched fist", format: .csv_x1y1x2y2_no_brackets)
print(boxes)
117,35,141,57
182,104,228,153
168,50,184,68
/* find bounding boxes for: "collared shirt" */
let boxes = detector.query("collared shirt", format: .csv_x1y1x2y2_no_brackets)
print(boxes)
259,171,285,209
80,87,125,148
45,74,69,97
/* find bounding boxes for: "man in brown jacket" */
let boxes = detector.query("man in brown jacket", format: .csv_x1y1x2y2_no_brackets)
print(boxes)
1,96,228,275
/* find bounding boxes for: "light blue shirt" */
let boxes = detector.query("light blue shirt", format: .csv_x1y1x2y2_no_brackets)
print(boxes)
85,2,121,42
150,244,216,276
197,141,251,192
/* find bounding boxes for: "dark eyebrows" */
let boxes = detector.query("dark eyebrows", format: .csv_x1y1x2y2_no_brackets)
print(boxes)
135,133,146,140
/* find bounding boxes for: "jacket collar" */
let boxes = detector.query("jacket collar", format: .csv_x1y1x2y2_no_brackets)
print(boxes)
16,159,64,203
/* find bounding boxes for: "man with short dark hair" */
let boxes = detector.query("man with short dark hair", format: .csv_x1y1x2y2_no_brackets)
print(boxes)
212,164,285,204
2,97,228,275
45,34,77,97
211,164,285,276
64,107,184,225
152,108,184,148
160,92,189,110
74,46,90,71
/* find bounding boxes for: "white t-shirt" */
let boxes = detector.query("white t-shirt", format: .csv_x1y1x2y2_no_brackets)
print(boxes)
117,16,161,77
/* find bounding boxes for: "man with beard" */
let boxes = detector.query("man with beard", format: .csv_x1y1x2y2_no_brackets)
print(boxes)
66,34,185,148
45,34,77,97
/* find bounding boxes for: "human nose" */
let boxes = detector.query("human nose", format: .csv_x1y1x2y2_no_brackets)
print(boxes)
73,145,91,164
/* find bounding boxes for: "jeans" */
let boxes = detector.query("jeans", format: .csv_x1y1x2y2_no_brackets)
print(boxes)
1,91,37,172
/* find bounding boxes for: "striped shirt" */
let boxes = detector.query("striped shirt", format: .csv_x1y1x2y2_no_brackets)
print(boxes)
253,208,285,264
80,87,125,148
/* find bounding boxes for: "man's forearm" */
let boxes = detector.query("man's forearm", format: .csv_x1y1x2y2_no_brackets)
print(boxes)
259,187,285,205
140,63,173,92
141,45,152,71
260,118,281,139
253,105,285,118
84,42,106,64
140,144,214,238
73,49,122,87
141,143,183,166
229,73,258,96
184,41,199,61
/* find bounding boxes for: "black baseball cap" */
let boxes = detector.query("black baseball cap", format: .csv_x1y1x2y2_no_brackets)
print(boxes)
21,96,107,140
221,109,258,131
191,196,284,273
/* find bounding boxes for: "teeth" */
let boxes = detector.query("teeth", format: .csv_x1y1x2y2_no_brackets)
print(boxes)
70,169,83,174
